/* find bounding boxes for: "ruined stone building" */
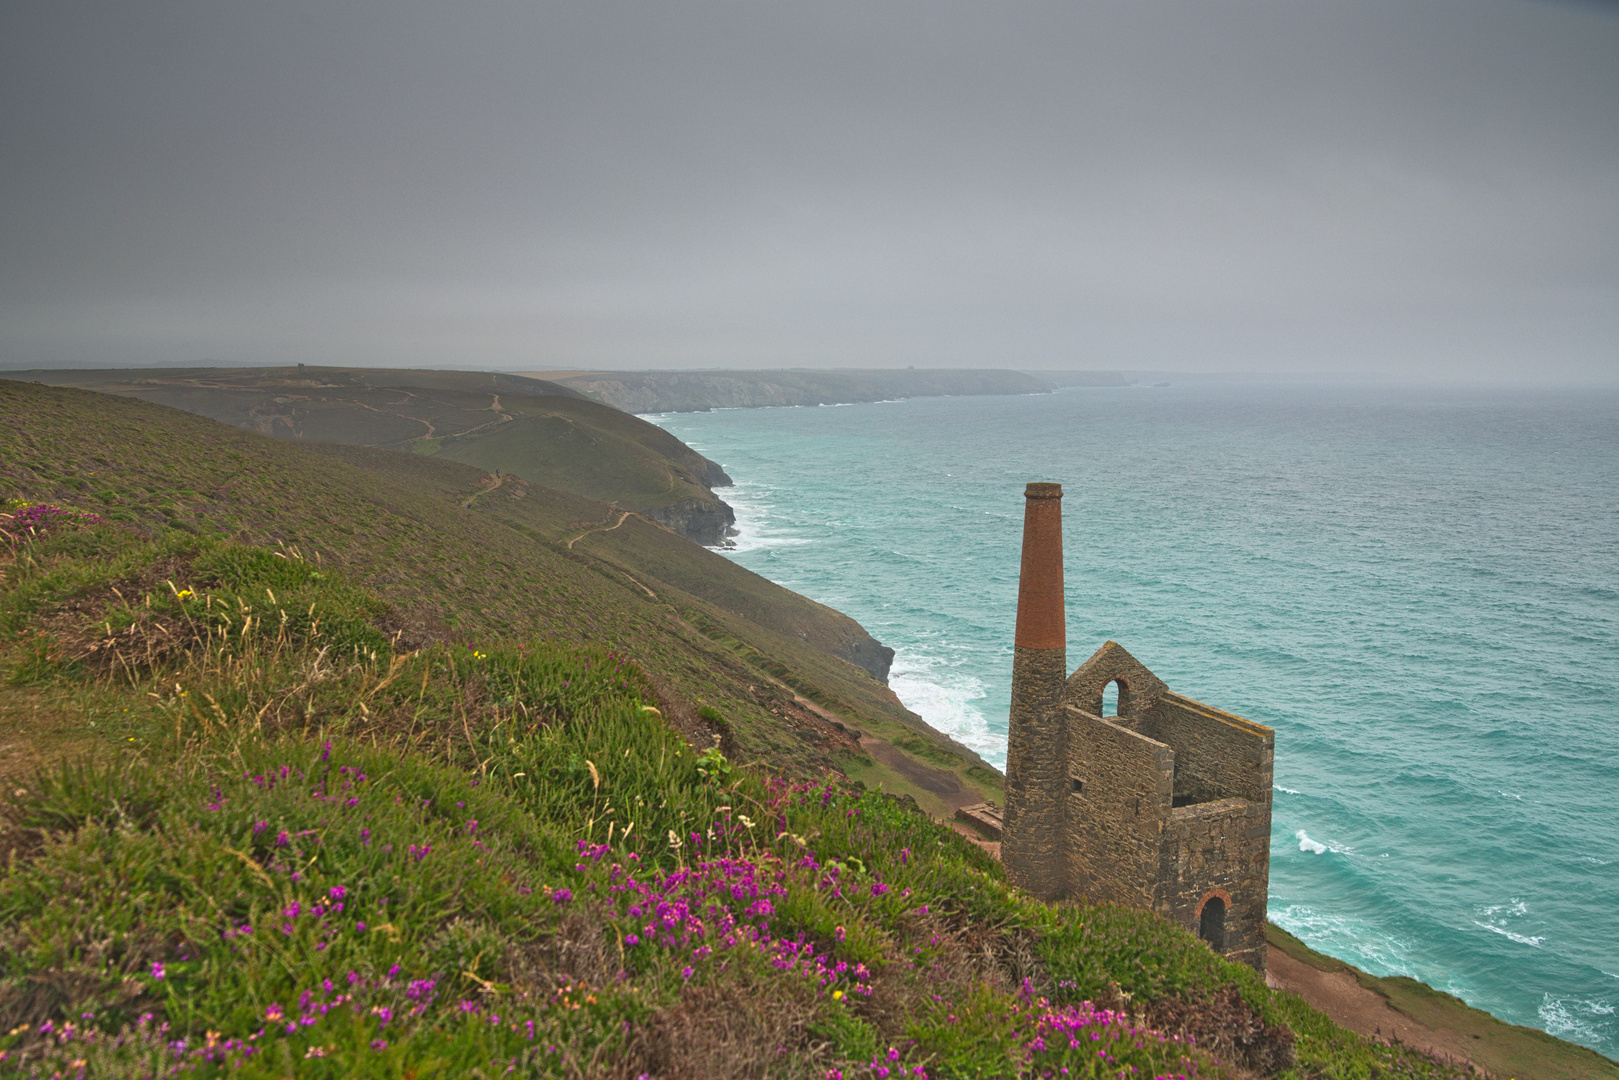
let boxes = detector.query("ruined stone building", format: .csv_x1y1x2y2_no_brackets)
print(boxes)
1001,482,1274,971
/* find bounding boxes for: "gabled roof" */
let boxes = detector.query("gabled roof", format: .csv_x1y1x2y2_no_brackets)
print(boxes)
1066,640,1169,716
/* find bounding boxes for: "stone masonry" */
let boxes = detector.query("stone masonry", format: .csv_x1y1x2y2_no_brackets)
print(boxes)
1001,483,1275,972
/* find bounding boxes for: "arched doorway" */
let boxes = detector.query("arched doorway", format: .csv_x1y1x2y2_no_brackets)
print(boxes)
1198,896,1227,953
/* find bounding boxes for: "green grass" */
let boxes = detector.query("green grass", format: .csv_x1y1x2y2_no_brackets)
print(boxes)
0,510,1487,1078
13,365,730,522
0,379,988,795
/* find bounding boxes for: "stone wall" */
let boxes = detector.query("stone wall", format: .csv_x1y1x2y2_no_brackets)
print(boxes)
1157,796,1272,971
1139,693,1274,806
1062,707,1172,909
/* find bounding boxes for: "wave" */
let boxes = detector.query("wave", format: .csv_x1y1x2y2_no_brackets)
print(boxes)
1295,829,1353,855
1271,904,1422,981
1275,785,1303,795
1475,921,1545,947
718,485,816,554
1539,994,1613,1044
887,651,1004,767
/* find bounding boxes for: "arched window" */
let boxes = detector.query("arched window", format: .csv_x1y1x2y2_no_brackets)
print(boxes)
1198,896,1227,953
1102,679,1121,717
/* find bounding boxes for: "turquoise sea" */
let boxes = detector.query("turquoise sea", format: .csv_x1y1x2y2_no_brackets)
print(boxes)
647,382,1619,1056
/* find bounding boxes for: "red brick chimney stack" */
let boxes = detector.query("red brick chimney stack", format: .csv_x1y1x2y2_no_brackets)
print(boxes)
1015,482,1065,651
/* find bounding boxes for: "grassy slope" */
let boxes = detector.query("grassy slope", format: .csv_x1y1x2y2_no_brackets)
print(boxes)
1266,926,1619,1080
0,380,994,811
0,505,1477,1079
9,366,727,517
5,380,1597,1078
429,409,714,512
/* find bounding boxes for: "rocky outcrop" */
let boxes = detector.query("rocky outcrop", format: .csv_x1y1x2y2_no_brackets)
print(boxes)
840,633,896,683
559,369,1054,414
698,455,733,488
643,496,738,548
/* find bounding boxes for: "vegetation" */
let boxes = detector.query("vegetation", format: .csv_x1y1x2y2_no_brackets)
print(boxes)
0,501,1479,1078
6,379,1588,1077
13,366,734,532
0,380,995,812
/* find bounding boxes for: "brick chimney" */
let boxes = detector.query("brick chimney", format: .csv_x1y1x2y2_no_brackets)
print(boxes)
1002,482,1067,900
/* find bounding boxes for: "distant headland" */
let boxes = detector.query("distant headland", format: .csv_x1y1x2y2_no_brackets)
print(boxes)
514,367,1131,414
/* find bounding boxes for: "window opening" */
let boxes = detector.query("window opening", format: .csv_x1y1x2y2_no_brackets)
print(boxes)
1102,679,1120,717
1198,897,1227,953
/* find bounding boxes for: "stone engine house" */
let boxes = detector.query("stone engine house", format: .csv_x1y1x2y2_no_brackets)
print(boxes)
1002,482,1274,971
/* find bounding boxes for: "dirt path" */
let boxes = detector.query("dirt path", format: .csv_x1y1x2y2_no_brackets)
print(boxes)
1264,950,1483,1074
566,509,630,549
460,473,505,509
859,734,984,813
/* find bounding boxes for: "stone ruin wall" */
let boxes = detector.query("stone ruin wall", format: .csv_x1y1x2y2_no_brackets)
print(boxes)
1061,707,1171,909
1001,482,1274,972
1138,693,1273,806
1159,797,1272,971
1056,686,1275,972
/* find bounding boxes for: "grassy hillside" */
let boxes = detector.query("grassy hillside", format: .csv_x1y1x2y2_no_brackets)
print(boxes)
8,367,736,546
0,380,989,810
0,492,1482,1079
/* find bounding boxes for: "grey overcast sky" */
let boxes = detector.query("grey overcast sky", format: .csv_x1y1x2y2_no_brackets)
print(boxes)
2,1,1616,378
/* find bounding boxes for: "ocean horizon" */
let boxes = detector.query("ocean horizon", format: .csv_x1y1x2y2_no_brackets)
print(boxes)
648,380,1619,1058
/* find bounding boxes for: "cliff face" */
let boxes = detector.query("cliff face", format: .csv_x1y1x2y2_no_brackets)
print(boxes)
642,495,738,549
841,634,896,683
559,369,1053,414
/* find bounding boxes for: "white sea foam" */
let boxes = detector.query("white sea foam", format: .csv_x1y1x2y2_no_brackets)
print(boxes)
887,650,1003,767
717,484,815,554
1539,994,1607,1044
1481,899,1529,918
1296,830,1328,854
1273,904,1421,979
1475,921,1545,947
1500,790,1523,799
1274,785,1303,795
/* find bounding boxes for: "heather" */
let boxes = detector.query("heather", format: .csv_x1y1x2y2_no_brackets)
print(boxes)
0,505,1479,1078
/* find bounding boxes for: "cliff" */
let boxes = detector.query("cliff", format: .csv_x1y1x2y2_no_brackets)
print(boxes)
550,367,1053,413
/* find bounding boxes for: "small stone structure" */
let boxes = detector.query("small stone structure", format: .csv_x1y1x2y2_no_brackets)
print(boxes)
1001,483,1274,971
954,803,1004,840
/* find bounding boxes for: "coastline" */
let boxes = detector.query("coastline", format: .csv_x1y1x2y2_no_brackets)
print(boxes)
1263,924,1619,1080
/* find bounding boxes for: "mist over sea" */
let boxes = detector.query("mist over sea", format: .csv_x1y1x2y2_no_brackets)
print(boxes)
647,382,1619,1055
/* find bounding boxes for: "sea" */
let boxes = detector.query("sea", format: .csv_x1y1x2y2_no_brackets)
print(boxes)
645,380,1619,1057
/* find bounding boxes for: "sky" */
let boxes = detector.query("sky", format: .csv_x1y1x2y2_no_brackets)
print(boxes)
2,1,1616,379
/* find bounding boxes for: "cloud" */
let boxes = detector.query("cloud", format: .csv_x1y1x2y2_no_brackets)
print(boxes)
1,0,1615,376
